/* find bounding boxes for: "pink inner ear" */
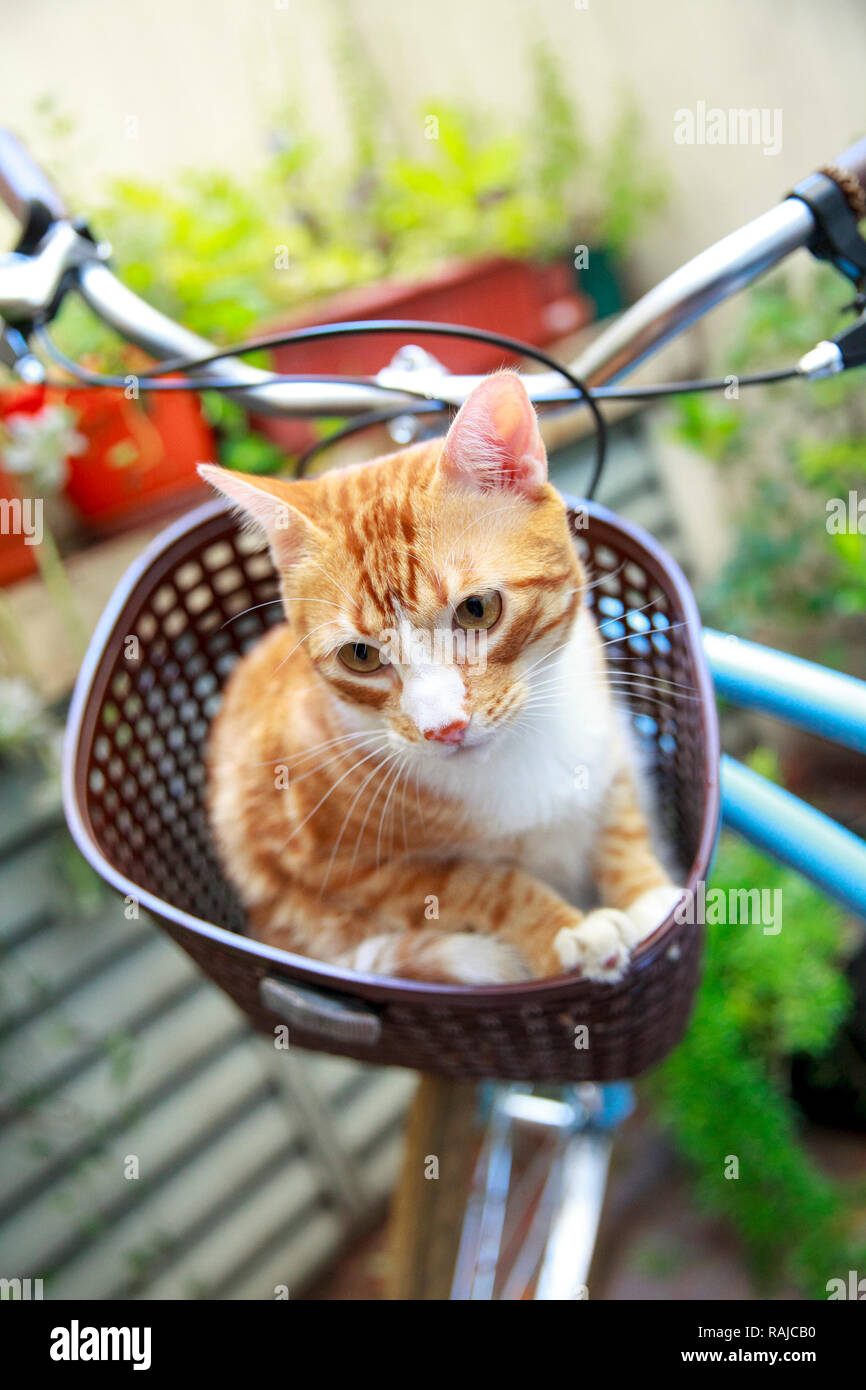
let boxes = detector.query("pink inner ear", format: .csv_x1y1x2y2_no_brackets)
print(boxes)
444,372,544,497
440,372,547,497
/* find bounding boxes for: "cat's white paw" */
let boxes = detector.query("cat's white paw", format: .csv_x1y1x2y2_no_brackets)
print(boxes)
439,934,531,985
554,909,639,982
626,885,687,941
554,886,687,983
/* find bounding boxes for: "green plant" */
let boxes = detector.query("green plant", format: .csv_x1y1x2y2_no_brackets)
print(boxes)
46,41,666,354
650,828,865,1296
343,47,667,268
669,263,866,663
35,42,667,478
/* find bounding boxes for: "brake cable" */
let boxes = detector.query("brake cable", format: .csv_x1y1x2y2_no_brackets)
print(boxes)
35,318,609,500
29,312,847,496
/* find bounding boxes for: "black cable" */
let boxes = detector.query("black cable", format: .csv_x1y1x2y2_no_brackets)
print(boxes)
594,366,800,399
32,324,442,401
107,316,798,403
31,312,806,497
36,316,608,499
294,395,574,476
118,317,609,495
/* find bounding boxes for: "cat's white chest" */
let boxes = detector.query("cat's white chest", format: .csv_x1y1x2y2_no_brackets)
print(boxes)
490,709,616,904
430,621,619,905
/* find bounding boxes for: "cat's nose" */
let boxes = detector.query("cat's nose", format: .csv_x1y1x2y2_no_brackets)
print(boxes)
425,718,470,745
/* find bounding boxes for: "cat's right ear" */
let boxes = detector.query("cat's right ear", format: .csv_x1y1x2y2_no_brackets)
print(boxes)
197,465,318,568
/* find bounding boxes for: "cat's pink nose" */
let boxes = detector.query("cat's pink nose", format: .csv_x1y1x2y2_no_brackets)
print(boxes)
425,718,469,745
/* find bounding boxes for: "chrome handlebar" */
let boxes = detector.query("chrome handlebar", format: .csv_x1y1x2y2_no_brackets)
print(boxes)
1,128,865,409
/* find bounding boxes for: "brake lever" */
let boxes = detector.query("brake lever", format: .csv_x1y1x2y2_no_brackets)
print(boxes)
0,220,108,329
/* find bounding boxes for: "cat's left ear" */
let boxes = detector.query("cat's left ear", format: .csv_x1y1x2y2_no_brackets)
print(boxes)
438,371,547,499
197,465,319,567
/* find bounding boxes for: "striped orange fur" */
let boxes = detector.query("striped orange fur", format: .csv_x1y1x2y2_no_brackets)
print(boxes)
201,373,681,985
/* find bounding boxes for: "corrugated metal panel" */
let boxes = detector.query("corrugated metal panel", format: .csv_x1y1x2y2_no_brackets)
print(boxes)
0,772,411,1299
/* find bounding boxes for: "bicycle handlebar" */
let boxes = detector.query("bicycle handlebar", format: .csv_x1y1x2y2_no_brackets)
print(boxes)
1,129,865,410
0,130,68,244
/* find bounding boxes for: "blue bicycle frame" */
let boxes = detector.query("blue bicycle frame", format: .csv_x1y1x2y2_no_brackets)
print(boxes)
704,629,866,919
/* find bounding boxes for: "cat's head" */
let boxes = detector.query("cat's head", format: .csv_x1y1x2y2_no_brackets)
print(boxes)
200,372,585,758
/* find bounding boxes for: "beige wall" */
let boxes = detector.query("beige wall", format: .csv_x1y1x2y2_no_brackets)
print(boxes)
2,0,865,289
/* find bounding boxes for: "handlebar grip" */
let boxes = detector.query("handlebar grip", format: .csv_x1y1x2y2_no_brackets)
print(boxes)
0,128,68,248
833,136,866,196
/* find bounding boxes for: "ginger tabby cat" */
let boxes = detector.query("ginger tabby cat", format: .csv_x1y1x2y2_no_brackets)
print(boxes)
199,372,682,985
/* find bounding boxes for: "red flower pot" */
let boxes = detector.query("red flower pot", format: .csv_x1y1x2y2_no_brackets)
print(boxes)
252,256,594,457
59,381,215,532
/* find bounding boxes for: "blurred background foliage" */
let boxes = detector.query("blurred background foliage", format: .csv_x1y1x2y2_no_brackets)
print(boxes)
670,263,866,673
40,41,665,478
48,43,666,364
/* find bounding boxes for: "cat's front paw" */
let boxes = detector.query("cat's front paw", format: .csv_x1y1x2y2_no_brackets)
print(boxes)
554,909,639,983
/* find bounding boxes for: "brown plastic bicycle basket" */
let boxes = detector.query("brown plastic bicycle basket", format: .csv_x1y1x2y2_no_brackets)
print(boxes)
63,495,719,1084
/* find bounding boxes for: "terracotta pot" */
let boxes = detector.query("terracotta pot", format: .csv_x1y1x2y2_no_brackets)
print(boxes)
59,381,215,533
251,256,594,456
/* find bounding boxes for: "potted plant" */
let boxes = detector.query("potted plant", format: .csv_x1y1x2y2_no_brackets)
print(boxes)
253,50,666,454
57,359,216,533
50,44,665,467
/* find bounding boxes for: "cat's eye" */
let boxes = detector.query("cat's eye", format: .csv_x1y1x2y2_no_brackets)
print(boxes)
454,591,502,631
338,641,383,673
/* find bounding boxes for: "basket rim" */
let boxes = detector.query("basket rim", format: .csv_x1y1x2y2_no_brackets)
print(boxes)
62,493,721,1008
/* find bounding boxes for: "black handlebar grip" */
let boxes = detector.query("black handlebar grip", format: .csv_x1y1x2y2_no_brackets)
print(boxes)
0,129,68,250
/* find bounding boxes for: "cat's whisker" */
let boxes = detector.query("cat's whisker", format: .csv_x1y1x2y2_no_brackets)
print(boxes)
272,619,337,675
377,753,409,872
289,598,346,611
523,673,701,708
254,727,380,770
525,673,573,692
526,657,697,700
605,672,699,696
585,559,627,591
605,678,701,704
559,560,627,601
305,561,361,613
385,543,445,610
219,598,284,629
290,734,391,786
413,758,426,831
605,652,697,682
428,510,441,584
281,743,390,850
289,728,380,761
608,689,687,715
348,750,404,879
318,741,397,894
597,614,692,650
519,636,577,681
399,757,412,858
